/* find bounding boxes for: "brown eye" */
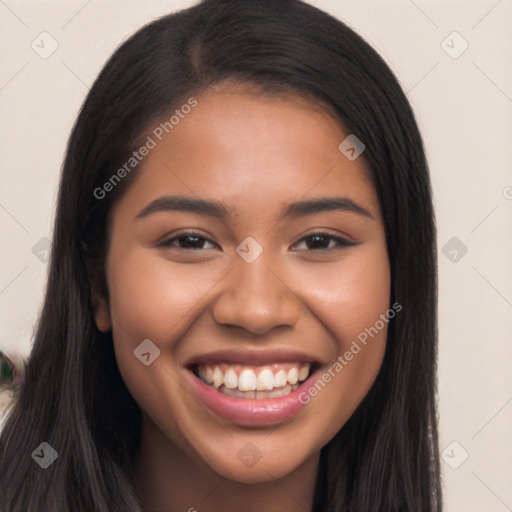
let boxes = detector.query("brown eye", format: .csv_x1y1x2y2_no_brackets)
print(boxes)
156,231,218,251
292,232,358,251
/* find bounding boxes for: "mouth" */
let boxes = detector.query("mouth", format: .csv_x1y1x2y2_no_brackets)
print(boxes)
183,353,323,427
188,361,320,400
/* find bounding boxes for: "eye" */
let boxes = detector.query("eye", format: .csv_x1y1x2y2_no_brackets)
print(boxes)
292,232,358,251
156,230,358,252
156,230,218,251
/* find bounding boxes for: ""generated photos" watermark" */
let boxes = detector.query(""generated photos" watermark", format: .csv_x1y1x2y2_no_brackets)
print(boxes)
298,301,402,405
93,97,198,200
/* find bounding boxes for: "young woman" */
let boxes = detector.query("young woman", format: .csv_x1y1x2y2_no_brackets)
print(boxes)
0,0,441,510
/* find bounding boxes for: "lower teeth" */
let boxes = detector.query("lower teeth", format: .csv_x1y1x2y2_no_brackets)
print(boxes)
218,383,299,399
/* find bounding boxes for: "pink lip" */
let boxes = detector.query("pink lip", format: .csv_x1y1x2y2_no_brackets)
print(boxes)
184,348,319,367
184,365,322,427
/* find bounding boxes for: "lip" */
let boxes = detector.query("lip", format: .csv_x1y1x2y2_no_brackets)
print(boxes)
184,348,320,367
184,363,323,427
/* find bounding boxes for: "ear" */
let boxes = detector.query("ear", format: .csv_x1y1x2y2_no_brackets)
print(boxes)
89,271,112,333
92,289,111,333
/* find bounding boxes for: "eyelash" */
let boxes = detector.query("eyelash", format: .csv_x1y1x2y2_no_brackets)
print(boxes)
155,230,358,252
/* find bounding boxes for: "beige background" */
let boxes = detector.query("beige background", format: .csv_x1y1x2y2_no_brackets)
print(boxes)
1,0,511,510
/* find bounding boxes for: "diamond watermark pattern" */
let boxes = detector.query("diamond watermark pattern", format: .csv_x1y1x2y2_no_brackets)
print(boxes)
31,32,59,59
134,339,161,366
442,441,469,469
442,236,468,263
31,442,58,468
441,31,469,59
237,442,263,468
31,237,51,263
338,134,365,161
236,236,263,263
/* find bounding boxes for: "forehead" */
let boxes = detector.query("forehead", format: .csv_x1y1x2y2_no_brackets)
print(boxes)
163,84,357,173
115,84,381,223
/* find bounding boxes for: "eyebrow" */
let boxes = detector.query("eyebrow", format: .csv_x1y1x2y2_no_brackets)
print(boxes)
135,195,374,221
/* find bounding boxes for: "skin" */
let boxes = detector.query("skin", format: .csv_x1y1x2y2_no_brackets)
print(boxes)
92,82,391,512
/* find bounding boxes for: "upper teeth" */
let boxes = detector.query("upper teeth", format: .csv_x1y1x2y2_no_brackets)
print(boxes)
197,363,311,391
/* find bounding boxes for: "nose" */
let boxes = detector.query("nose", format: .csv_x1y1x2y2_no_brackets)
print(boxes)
212,253,301,335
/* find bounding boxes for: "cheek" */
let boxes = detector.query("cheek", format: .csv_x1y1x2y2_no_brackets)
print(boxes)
295,243,391,429
105,247,223,343
303,241,391,337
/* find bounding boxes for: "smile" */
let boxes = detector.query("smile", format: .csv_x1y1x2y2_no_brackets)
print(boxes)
193,362,313,399
185,354,322,427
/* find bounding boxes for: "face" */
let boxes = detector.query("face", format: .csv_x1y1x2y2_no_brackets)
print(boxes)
93,83,391,483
